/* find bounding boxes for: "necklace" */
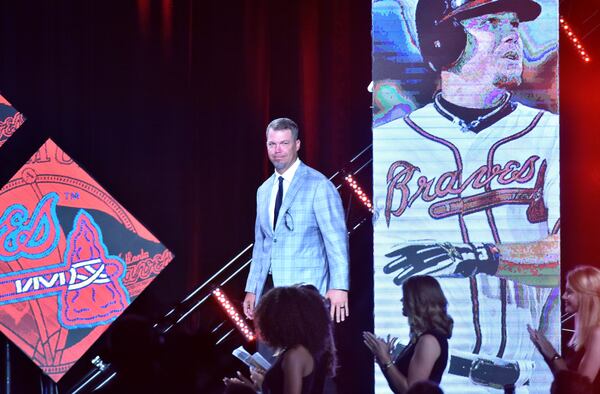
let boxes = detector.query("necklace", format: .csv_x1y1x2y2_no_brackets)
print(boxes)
433,91,512,132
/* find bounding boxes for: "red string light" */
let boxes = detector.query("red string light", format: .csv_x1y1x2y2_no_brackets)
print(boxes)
344,174,373,212
212,288,255,342
560,16,591,63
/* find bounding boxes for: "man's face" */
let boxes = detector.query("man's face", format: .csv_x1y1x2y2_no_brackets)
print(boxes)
456,12,524,88
266,128,300,174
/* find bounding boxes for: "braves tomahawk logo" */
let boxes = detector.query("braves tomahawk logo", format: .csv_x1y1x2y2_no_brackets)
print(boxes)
0,192,130,329
385,155,548,226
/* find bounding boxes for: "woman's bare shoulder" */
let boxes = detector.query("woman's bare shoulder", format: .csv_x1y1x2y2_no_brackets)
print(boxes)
285,345,312,359
414,334,441,357
282,345,314,375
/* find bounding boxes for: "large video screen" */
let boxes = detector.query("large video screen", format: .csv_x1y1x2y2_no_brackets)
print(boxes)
372,0,559,392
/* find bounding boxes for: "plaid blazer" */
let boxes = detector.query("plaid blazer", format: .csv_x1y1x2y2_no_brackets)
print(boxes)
245,161,349,301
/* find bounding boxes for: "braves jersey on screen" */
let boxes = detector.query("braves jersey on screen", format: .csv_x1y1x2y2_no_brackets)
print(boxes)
373,102,559,394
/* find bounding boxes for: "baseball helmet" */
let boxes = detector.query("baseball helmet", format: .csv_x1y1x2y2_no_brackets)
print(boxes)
416,0,542,72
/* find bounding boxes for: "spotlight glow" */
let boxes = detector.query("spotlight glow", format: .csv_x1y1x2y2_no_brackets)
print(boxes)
344,174,373,212
212,288,255,342
560,16,591,63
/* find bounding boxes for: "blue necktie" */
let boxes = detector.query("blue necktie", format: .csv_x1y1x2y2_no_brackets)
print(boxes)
273,176,283,230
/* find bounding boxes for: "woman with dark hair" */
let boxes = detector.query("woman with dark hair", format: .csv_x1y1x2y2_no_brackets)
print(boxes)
528,265,600,390
224,285,336,394
363,275,453,393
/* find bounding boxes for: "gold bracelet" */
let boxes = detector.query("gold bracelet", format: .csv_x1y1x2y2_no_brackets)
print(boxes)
381,361,394,371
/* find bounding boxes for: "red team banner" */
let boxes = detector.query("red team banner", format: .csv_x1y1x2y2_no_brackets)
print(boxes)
372,0,559,393
0,138,173,381
0,94,25,149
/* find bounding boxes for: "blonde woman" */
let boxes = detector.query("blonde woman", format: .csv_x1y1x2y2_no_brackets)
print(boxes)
363,275,453,393
529,265,600,388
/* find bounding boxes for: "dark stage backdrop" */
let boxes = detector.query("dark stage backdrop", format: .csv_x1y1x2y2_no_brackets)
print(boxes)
0,0,373,392
0,0,598,393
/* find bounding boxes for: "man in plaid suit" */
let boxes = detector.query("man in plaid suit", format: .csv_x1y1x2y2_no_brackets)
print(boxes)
243,118,350,323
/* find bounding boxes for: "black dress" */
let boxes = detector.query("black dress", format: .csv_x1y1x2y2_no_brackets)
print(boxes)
565,346,600,392
262,348,327,394
394,330,449,384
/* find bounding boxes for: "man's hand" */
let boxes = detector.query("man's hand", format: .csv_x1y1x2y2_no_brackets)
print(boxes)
383,242,499,285
243,292,256,320
325,289,349,323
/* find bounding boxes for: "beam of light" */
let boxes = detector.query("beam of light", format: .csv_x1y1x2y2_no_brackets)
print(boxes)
560,16,591,63
212,288,255,342
344,173,373,213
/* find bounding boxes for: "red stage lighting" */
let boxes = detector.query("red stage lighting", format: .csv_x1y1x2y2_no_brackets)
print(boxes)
212,288,255,342
344,174,373,212
560,16,591,63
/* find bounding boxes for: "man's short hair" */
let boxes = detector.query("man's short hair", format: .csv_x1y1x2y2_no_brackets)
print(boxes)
266,118,299,140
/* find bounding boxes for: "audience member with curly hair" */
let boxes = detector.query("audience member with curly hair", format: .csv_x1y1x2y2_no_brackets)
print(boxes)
224,285,336,394
529,265,600,391
363,275,452,394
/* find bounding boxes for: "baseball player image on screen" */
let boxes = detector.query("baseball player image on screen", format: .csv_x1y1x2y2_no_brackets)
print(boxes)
372,0,559,393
